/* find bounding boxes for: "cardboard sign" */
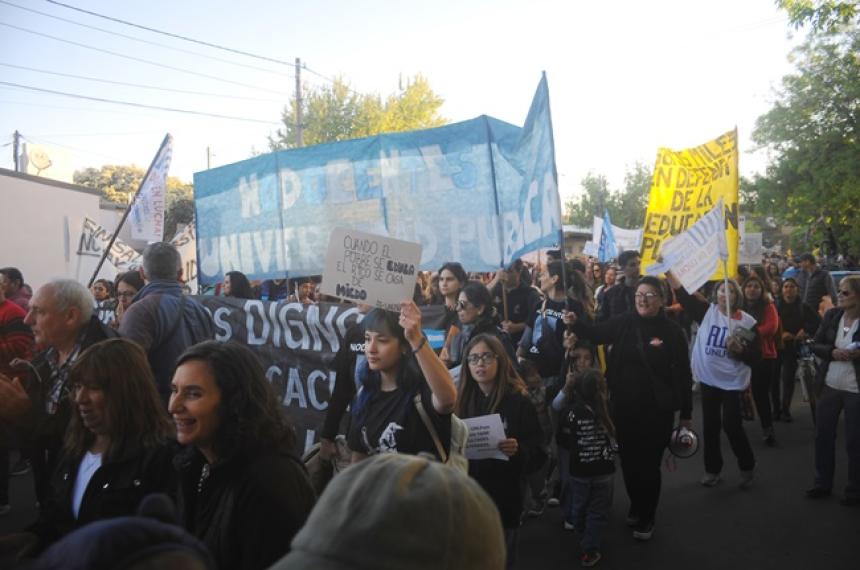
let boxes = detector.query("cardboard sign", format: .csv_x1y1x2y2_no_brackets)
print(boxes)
462,414,508,461
320,228,422,311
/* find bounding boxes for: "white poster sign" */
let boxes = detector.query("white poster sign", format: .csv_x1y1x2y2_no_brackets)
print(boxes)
77,217,141,270
462,413,508,461
320,228,422,311
739,232,763,266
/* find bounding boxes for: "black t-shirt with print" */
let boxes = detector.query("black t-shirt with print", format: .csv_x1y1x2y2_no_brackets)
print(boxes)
347,379,451,461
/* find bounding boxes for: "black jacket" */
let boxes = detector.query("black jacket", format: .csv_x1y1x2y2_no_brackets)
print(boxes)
465,391,546,528
598,278,638,322
448,313,517,368
798,267,836,311
176,448,316,570
28,441,176,553
777,298,821,353
573,311,693,419
812,308,860,392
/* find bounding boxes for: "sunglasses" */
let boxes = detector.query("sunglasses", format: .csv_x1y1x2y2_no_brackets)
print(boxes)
455,300,472,311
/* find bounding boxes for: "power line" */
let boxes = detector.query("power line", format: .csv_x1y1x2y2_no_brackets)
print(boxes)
0,0,293,78
0,62,285,102
45,0,296,66
41,0,355,94
0,81,282,125
0,21,292,96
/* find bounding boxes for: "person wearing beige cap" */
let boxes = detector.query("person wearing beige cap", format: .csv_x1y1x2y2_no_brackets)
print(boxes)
268,453,506,570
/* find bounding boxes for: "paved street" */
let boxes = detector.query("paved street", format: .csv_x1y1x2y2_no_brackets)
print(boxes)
517,393,858,569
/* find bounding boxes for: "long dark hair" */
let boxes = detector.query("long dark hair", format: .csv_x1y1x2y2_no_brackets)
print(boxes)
225,271,254,299
741,274,771,321
175,341,296,459
66,339,173,462
350,309,420,427
456,334,526,418
572,368,615,438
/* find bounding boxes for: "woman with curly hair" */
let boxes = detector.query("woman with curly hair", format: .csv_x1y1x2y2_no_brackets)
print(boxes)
169,341,315,570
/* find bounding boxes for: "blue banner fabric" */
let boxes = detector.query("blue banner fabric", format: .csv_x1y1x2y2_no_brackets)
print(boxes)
193,75,560,285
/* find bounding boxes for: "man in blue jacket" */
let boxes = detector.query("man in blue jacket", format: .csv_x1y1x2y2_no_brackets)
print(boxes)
120,242,214,403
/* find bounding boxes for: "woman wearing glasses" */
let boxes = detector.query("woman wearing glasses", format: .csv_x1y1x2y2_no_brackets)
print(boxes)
111,271,144,329
807,275,860,506
456,334,544,568
447,282,517,368
563,276,692,541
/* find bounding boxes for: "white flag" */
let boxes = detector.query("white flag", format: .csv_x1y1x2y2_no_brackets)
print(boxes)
77,217,142,270
645,199,727,294
130,134,173,243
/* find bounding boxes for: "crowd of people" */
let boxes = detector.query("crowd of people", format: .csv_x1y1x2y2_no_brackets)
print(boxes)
0,243,858,569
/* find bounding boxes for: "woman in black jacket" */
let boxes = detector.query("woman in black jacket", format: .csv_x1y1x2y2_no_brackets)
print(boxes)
776,278,821,422
10,339,175,558
806,275,860,506
170,341,316,570
448,281,517,367
563,276,693,541
457,334,544,569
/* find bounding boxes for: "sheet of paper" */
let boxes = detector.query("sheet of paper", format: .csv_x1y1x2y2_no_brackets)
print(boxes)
462,413,508,461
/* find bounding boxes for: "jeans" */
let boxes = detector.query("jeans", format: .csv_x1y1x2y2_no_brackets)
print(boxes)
814,386,860,499
613,408,674,525
750,359,775,430
701,383,756,474
569,474,614,552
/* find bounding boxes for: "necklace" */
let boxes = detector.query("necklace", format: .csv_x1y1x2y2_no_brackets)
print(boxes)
197,463,210,494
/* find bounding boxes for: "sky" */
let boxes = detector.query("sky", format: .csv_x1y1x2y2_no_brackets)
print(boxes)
0,0,804,205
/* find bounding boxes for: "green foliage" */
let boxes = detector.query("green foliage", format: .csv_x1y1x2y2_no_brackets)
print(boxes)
564,163,653,229
73,164,194,238
750,25,860,253
268,75,446,150
776,0,858,32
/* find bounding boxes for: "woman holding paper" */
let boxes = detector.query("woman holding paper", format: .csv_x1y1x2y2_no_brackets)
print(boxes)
665,272,758,490
456,334,544,568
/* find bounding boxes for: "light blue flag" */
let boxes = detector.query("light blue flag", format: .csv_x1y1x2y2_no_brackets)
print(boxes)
597,209,618,262
192,75,561,285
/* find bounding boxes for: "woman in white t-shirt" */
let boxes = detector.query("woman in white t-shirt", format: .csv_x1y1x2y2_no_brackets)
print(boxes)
807,275,860,506
667,273,757,489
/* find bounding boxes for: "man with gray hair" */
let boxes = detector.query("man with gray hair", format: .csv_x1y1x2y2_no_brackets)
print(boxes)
120,242,213,402
22,279,115,503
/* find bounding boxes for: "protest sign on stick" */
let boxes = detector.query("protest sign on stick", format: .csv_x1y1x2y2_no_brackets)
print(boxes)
640,130,739,280
320,228,422,312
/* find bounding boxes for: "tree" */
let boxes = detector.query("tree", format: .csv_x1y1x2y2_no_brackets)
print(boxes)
73,165,194,238
750,25,860,253
268,75,446,150
777,0,858,32
563,163,653,229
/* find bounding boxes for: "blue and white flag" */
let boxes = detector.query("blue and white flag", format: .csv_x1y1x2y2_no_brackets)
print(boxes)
645,198,728,293
192,75,561,285
130,134,172,243
597,209,618,262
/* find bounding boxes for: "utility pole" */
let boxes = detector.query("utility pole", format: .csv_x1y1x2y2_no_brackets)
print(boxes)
295,58,303,148
13,130,20,172
206,146,212,169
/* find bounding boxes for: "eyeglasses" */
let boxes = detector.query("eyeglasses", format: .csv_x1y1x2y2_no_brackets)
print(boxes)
635,292,660,301
467,352,498,366
455,300,472,311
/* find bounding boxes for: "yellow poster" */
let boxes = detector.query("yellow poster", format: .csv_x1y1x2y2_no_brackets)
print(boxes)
640,129,739,281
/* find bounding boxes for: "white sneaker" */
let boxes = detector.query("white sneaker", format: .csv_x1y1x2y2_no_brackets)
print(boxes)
563,521,575,531
700,472,722,487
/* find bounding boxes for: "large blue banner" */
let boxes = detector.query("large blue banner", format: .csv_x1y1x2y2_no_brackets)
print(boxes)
193,74,560,285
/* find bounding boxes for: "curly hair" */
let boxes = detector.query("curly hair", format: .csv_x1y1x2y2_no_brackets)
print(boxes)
175,341,296,459
66,338,173,462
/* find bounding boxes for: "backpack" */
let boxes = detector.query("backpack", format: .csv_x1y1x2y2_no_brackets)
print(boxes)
413,395,470,474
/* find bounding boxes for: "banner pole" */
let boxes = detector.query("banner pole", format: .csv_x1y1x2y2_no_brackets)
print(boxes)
88,133,171,287
723,258,733,335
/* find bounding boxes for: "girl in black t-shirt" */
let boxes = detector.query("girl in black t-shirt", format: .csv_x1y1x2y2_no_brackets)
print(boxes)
348,302,457,463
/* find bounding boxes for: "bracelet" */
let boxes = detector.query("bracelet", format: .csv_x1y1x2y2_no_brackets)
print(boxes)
412,336,427,354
